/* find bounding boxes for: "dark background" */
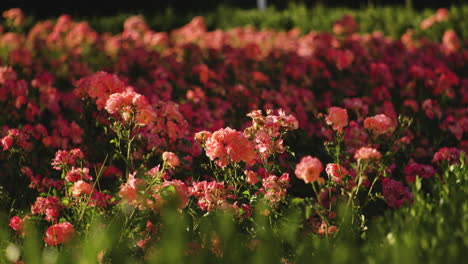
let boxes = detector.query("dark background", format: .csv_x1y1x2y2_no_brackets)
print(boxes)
1,0,467,18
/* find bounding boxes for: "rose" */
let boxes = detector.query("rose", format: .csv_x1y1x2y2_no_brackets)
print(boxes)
44,222,75,246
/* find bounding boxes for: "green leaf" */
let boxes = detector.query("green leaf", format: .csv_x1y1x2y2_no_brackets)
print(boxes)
291,198,304,206
415,177,422,192
305,206,311,219
61,198,70,206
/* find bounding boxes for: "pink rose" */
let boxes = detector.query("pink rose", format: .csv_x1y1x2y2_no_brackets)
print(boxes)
44,222,75,246
71,180,93,197
245,170,260,185
1,136,13,151
9,216,23,232
162,151,181,168
325,163,349,182
325,107,348,133
363,114,393,135
204,127,257,168
295,156,323,184
382,178,413,209
354,147,382,161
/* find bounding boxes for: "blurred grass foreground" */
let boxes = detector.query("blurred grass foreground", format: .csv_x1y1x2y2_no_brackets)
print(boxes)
1,161,467,263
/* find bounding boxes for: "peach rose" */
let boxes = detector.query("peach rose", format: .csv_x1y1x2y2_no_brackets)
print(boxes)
363,114,393,135
295,156,323,183
325,107,348,133
71,180,93,197
162,151,181,168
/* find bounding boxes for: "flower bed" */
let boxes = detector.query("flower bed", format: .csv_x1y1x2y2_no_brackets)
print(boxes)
0,8,467,263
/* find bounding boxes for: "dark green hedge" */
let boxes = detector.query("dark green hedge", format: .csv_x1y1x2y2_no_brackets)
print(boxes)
81,4,468,40
4,4,467,40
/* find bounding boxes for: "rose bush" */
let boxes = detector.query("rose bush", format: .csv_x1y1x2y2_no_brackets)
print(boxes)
0,7,466,263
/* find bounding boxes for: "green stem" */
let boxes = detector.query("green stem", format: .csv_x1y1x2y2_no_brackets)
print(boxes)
125,137,134,178
311,183,330,240
124,123,137,179
335,132,343,164
345,160,365,224
364,174,380,206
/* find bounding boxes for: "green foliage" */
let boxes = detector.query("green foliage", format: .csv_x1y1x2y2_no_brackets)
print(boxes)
27,4,468,40
1,161,467,263
364,156,468,263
